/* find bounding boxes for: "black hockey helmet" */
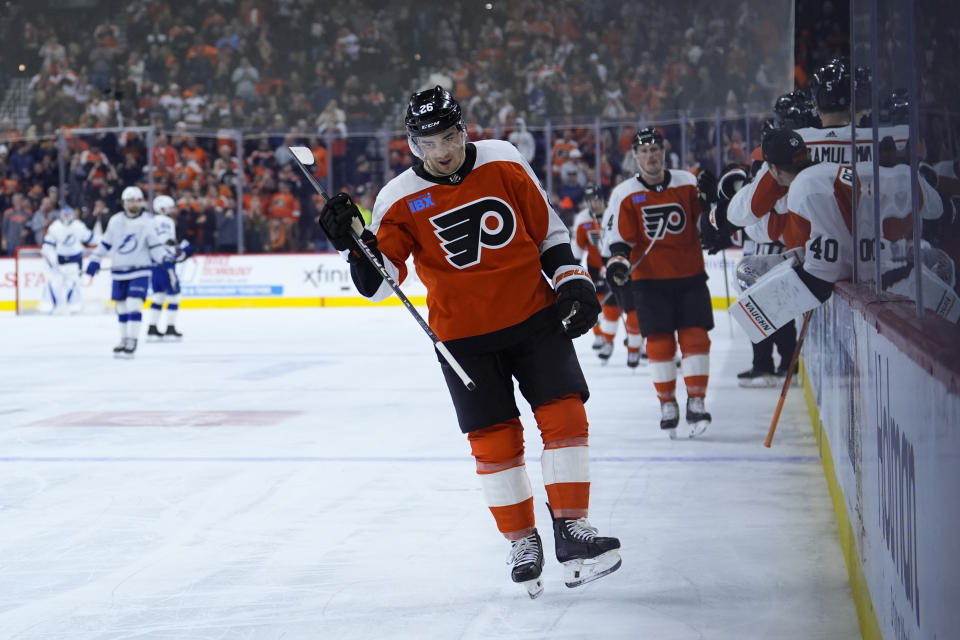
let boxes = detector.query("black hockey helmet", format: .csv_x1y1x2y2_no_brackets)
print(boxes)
773,91,808,120
773,91,817,128
633,126,664,148
404,85,464,138
761,128,807,166
583,184,603,202
809,57,851,113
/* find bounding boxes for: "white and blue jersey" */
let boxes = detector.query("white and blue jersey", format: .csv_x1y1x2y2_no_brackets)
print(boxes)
90,211,172,281
149,212,191,295
152,212,177,246
42,219,94,268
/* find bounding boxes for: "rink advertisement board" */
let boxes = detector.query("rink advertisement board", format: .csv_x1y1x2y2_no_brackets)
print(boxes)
0,253,427,310
804,296,960,640
2,249,740,311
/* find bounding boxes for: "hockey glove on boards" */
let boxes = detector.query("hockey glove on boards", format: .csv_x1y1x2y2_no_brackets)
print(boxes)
553,265,601,338
318,192,365,252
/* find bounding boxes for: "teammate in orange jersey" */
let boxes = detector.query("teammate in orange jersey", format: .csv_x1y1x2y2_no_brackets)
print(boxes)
571,185,644,365
603,127,714,438
318,86,620,599
570,184,609,351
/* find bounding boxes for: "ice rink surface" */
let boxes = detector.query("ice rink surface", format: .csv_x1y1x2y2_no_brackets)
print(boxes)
0,307,858,640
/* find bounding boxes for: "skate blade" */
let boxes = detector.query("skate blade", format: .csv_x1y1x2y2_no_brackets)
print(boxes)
146,336,163,342
562,551,622,588
686,419,710,439
114,353,134,360
738,377,778,388
666,428,678,440
521,576,544,599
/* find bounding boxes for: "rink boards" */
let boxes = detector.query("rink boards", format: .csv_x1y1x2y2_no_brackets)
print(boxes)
1,249,743,312
803,287,960,640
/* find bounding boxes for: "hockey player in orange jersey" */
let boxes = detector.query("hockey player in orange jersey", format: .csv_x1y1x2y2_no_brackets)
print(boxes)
570,185,608,351
603,127,714,438
571,184,643,365
318,86,621,599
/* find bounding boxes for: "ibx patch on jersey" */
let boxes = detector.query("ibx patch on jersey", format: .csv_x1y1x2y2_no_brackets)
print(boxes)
430,197,516,268
407,191,437,213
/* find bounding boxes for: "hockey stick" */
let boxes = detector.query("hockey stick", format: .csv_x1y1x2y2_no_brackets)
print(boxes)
599,215,666,303
763,310,812,448
721,248,734,337
286,145,476,391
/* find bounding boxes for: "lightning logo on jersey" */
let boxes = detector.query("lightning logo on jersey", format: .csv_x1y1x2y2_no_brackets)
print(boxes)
430,197,517,268
117,234,139,254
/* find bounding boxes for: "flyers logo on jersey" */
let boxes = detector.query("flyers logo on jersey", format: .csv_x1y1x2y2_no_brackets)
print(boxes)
641,204,686,239
430,197,517,268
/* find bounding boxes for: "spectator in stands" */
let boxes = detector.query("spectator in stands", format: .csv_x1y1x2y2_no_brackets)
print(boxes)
216,200,239,254
316,99,347,138
2,193,33,256
232,56,259,104
508,116,536,163
29,196,56,244
551,128,579,176
243,206,270,253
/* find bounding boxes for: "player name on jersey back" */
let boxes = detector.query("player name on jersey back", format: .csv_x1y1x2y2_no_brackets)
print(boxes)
797,124,909,164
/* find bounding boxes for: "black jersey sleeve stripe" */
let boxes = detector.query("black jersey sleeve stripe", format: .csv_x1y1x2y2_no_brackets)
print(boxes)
539,243,578,281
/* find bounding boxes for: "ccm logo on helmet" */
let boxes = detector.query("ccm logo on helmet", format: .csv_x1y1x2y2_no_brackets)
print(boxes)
431,197,516,269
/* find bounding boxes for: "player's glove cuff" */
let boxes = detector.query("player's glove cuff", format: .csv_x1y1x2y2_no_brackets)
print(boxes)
345,229,379,264
85,261,100,276
552,264,592,289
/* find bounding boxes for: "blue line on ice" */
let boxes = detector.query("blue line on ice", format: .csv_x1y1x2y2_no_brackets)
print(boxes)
0,455,818,463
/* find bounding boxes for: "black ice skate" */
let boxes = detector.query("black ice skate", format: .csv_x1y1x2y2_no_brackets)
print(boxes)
116,338,137,359
737,367,777,388
591,333,605,350
776,361,799,386
685,397,711,438
112,341,127,357
626,350,641,368
507,529,544,599
660,400,680,439
164,325,183,340
546,503,621,588
146,325,163,341
597,341,614,361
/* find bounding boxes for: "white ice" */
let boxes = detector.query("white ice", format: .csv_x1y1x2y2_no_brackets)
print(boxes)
0,307,858,639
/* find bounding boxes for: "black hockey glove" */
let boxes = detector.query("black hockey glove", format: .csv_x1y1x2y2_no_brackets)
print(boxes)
605,255,631,287
318,192,364,252
553,266,601,338
699,206,736,254
717,166,749,203
697,168,718,213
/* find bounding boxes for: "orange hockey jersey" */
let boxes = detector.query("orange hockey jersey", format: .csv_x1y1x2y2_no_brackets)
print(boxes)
602,169,704,280
571,208,604,269
367,140,571,342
